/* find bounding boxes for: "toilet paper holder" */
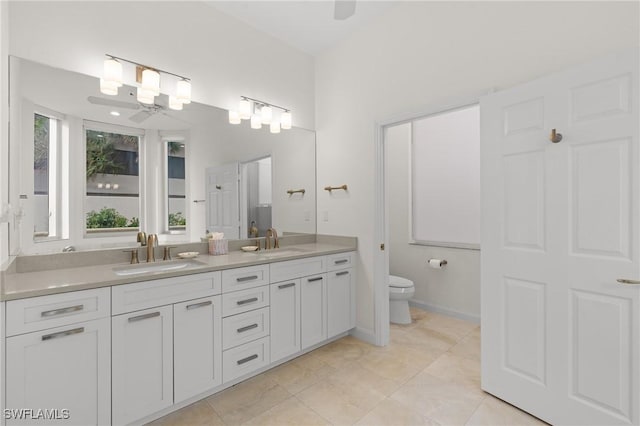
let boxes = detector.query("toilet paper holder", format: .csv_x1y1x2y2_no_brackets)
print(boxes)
428,259,448,268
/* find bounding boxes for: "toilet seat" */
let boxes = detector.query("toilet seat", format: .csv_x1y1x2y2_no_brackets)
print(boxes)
389,275,414,288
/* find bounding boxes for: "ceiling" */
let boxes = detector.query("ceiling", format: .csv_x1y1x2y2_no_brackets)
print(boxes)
205,1,396,55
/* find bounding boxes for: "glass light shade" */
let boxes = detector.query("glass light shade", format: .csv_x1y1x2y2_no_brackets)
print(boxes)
250,114,262,129
270,121,281,134
176,79,192,104
99,78,118,96
103,58,123,86
280,111,292,129
136,87,155,104
260,105,273,124
229,110,241,124
168,96,183,111
141,69,160,96
238,99,251,120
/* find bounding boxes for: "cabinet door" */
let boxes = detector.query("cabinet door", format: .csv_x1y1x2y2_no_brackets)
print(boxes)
112,305,173,425
174,295,222,404
6,318,110,426
327,269,355,338
301,274,327,349
270,280,301,362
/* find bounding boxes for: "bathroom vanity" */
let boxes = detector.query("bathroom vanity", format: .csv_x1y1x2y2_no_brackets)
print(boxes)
0,240,356,425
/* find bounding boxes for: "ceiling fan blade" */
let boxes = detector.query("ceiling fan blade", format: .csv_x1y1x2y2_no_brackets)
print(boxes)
334,0,356,20
87,96,140,110
129,110,153,123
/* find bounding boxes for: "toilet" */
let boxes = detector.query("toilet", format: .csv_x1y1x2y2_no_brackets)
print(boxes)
389,275,415,324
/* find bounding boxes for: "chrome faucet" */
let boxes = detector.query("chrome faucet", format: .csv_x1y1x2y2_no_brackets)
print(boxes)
146,234,158,262
265,228,279,250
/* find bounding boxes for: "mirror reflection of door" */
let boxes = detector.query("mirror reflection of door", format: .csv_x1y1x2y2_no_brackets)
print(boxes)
205,163,240,239
241,157,272,239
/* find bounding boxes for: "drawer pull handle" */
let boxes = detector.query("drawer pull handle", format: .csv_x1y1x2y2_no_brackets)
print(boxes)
42,327,84,341
278,283,295,289
334,259,349,265
41,304,84,317
617,279,640,284
128,311,161,323
237,323,259,333
307,277,323,282
237,354,259,365
187,301,213,310
237,297,259,305
336,271,350,276
237,275,259,282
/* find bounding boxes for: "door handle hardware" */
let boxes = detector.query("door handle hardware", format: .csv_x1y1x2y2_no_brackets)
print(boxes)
617,279,640,285
215,185,222,190
336,271,350,276
128,311,160,322
237,297,258,305
42,327,84,341
236,275,258,282
307,277,323,282
41,304,84,317
237,323,259,333
278,283,295,289
550,129,563,143
186,300,213,310
237,354,258,365
334,259,349,265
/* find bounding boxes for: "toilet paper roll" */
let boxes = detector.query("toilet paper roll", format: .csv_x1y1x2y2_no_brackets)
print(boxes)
428,259,447,269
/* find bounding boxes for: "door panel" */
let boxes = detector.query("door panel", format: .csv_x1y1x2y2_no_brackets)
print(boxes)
206,163,240,238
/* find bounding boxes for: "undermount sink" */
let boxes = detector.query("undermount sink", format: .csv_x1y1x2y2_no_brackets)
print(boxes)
253,247,309,258
113,259,206,276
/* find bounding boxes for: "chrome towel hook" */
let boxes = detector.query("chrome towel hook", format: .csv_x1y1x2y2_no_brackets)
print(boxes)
550,129,563,143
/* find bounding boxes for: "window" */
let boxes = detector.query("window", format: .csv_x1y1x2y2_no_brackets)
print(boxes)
85,125,142,234
411,104,480,248
33,112,67,241
166,141,186,233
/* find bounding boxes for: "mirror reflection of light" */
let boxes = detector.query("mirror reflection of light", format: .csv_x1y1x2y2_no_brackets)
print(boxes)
110,111,120,116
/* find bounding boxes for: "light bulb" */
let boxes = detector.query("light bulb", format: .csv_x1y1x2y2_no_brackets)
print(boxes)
238,99,251,120
141,69,160,96
103,58,123,86
270,121,281,134
168,96,183,111
100,78,118,96
229,110,241,124
136,87,155,104
251,114,262,129
261,105,272,124
176,79,191,104
280,111,292,130
113,184,119,190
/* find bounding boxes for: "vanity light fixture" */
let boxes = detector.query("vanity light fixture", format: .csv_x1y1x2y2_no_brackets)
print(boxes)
100,54,192,110
229,96,292,132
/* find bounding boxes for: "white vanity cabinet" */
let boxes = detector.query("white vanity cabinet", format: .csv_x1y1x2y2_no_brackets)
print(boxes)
5,288,111,426
301,273,328,349
269,279,301,362
327,268,356,338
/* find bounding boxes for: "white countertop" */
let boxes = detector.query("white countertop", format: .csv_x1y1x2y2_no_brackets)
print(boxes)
2,243,355,301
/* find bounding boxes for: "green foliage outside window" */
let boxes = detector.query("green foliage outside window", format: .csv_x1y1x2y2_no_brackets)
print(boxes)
169,212,187,226
86,207,139,229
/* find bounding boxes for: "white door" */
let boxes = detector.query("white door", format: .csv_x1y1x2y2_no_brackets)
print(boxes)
112,305,173,425
173,295,222,404
6,319,110,426
301,274,327,349
270,279,301,362
481,50,639,425
327,269,355,338
206,163,240,239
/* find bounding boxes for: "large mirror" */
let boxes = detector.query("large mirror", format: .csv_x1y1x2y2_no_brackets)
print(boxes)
9,56,316,254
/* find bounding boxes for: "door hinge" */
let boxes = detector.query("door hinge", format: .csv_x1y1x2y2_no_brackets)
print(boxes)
380,243,385,251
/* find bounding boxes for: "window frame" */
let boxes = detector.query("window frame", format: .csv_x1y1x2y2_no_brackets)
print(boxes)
160,131,189,237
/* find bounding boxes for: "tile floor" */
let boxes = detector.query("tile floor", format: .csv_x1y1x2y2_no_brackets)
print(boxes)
149,308,547,425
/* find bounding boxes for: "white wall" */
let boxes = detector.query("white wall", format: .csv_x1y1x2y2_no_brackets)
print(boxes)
0,1,9,268
7,1,315,129
316,2,639,334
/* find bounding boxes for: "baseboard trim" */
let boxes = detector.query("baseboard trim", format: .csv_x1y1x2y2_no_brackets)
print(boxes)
349,326,377,345
409,300,480,324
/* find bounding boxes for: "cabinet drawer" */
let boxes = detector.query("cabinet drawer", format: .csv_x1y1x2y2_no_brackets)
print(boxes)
223,336,270,383
326,252,355,271
221,264,269,293
112,271,221,315
6,288,110,337
270,256,326,283
222,307,269,350
222,285,269,317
